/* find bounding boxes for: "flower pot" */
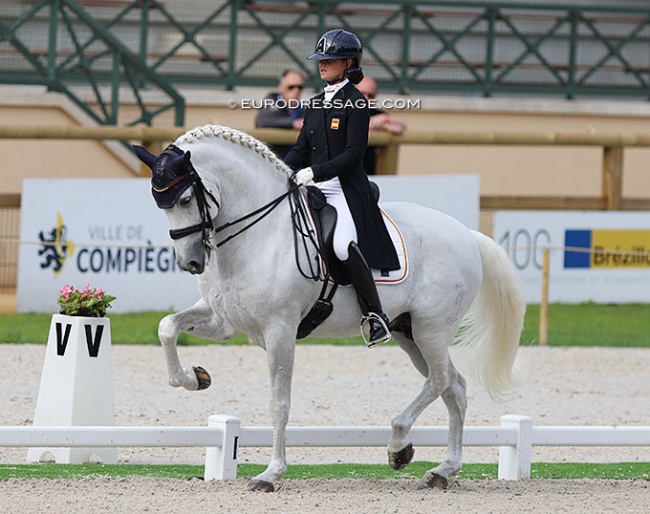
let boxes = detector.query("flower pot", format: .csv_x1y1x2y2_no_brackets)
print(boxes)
26,314,117,464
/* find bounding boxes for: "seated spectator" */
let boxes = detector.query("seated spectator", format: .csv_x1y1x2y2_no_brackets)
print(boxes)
356,76,407,175
255,69,305,158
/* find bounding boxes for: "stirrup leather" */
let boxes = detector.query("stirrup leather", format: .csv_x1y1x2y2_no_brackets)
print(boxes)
360,312,391,348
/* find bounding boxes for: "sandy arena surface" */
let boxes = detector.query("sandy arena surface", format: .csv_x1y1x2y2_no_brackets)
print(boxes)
0,343,649,512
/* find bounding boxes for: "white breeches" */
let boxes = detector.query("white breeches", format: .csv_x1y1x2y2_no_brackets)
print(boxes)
318,178,358,261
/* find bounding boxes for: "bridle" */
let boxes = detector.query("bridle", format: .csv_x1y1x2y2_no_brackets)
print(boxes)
159,147,324,281
167,171,219,249
163,150,300,252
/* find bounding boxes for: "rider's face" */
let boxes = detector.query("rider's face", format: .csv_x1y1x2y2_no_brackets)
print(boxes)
319,58,349,83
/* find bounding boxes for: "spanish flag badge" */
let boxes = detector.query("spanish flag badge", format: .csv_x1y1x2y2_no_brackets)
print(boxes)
330,118,340,130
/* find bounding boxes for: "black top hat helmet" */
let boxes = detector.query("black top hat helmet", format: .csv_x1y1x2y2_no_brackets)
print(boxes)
307,29,363,66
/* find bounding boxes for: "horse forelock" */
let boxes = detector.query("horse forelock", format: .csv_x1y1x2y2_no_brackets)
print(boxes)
173,124,293,179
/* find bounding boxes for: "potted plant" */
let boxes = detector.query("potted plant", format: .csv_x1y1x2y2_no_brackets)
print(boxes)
57,284,116,318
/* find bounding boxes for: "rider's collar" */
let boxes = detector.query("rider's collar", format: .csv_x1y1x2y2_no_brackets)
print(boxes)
323,79,348,100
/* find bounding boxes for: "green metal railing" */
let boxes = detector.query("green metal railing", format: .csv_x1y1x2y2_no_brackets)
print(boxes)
2,1,650,127
0,0,184,126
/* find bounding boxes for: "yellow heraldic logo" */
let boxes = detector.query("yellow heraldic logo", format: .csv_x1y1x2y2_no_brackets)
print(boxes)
37,212,76,276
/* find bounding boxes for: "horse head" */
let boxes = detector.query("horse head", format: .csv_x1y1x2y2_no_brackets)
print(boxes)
134,144,219,275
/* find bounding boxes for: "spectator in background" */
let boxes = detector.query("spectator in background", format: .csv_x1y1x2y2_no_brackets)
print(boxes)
356,76,407,175
255,68,305,158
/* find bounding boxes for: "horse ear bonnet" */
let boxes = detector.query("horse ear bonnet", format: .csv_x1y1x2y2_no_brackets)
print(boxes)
135,144,194,209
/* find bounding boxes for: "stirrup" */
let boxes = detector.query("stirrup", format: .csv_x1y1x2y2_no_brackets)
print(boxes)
360,312,391,349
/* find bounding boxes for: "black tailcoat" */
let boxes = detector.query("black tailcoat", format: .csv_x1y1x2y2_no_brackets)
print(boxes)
285,82,399,271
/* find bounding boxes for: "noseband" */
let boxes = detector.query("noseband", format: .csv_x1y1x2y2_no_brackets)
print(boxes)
167,171,219,247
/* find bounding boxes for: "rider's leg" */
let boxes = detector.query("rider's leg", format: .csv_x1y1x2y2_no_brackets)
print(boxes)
343,241,391,347
319,178,391,347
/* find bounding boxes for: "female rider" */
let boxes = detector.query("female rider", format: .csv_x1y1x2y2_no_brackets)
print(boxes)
285,29,400,347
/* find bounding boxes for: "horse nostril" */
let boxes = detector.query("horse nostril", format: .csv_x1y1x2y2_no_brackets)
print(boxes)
188,261,203,274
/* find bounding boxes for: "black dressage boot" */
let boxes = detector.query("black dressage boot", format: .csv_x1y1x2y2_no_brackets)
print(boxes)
344,242,391,348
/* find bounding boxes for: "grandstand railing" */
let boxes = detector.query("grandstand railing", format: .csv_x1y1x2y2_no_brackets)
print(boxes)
2,0,650,129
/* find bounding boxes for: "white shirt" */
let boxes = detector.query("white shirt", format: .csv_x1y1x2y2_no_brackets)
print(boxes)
323,79,349,102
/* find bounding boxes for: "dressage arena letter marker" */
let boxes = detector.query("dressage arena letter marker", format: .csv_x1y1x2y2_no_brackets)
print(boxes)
84,324,104,358
27,314,117,464
55,322,72,356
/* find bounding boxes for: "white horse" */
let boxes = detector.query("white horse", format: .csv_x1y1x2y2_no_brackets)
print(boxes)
134,124,525,492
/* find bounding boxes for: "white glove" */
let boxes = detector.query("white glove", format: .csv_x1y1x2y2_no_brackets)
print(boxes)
291,167,314,186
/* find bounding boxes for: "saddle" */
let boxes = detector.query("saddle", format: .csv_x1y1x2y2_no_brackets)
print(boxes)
304,182,381,285
304,185,347,284
296,182,382,338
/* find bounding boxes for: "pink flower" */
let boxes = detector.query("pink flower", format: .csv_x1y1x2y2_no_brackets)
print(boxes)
57,284,115,317
59,284,72,297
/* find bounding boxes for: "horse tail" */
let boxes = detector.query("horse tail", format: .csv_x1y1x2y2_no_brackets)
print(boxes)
454,230,526,401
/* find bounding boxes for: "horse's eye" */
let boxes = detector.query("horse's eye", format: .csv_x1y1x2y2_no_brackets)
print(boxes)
179,195,192,206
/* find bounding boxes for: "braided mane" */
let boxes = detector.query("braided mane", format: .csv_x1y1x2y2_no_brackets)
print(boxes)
174,124,293,178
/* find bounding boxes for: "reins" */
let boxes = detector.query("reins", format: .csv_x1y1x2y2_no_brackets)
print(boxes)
167,162,300,251
212,184,299,249
161,132,329,284
171,170,330,283
288,188,327,281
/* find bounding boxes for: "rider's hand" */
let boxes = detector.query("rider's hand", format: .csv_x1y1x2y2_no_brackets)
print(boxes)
291,167,314,186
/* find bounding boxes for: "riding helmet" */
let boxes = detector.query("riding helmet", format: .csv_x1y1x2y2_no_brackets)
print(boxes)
307,29,363,66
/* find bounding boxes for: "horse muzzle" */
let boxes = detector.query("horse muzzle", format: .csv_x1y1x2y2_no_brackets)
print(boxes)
181,259,205,275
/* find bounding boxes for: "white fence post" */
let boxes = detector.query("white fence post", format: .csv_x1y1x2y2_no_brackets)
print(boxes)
204,415,240,480
498,415,533,480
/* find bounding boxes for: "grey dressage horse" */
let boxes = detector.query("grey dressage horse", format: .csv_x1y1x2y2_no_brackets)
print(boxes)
134,124,526,492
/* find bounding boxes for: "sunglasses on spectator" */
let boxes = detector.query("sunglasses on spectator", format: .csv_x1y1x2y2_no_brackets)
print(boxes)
287,84,304,90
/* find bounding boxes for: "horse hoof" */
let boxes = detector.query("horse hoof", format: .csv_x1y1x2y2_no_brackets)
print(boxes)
420,472,448,490
247,479,275,493
193,366,211,390
388,443,414,470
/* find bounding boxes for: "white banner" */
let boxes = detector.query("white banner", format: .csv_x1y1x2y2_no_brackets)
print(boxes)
494,211,650,303
18,176,479,313
372,175,479,230
17,179,200,313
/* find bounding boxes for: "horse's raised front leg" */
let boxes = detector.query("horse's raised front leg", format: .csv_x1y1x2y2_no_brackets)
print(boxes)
247,329,296,493
158,298,233,391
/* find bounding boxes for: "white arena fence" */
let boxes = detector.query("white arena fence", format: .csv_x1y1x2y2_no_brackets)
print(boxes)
1,415,649,481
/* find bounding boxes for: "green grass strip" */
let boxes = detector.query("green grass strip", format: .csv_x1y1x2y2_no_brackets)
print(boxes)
1,303,650,346
1,462,648,481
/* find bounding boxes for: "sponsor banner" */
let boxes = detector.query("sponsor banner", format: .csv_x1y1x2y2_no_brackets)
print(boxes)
564,229,650,269
18,176,478,313
17,179,200,313
494,211,650,303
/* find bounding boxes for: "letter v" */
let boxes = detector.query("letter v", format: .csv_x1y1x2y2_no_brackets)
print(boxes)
85,324,104,358
56,322,72,356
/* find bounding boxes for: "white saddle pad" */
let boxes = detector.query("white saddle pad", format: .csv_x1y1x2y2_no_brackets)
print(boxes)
371,208,408,285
